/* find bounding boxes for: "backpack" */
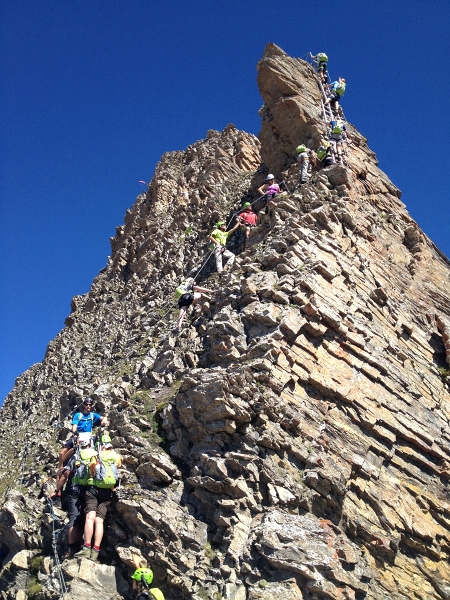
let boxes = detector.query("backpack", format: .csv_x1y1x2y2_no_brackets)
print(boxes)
296,145,307,154
72,448,96,486
316,53,328,64
94,450,119,489
175,280,193,299
317,146,329,160
332,120,345,134
335,81,346,96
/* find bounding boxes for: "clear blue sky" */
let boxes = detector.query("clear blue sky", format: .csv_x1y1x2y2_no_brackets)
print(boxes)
1,0,449,404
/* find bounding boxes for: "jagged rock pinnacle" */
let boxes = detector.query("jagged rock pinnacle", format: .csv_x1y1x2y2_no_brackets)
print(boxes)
1,45,450,600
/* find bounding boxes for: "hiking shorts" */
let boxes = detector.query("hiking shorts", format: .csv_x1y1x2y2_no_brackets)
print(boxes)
85,487,112,519
178,293,194,309
318,63,327,73
67,485,86,528
329,92,340,103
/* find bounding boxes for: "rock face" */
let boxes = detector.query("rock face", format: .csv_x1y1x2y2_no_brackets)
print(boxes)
1,43,450,600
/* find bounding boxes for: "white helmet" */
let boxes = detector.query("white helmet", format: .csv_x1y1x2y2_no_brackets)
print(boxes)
267,174,274,181
78,432,91,447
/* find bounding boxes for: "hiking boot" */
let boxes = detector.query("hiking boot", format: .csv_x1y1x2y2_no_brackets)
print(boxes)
74,546,92,559
90,548,100,562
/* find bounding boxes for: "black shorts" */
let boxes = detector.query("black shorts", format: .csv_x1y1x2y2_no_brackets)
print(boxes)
318,63,327,73
85,487,112,520
67,485,86,528
178,293,194,309
329,92,340,103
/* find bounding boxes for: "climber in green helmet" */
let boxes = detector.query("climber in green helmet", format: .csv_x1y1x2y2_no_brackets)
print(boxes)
311,52,328,83
131,561,166,600
325,77,346,115
295,144,311,184
316,137,334,167
209,219,240,277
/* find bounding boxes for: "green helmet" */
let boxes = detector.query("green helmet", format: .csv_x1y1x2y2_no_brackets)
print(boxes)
101,433,112,444
296,145,307,154
149,589,165,600
131,568,154,585
216,221,226,228
243,202,251,208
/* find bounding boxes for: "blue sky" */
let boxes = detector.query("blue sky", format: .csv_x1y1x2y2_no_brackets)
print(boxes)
1,0,449,404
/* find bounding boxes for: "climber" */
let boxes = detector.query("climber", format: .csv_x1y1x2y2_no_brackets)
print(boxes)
316,138,334,167
71,397,107,434
65,432,97,559
49,433,78,501
311,52,328,83
131,565,166,599
257,174,280,202
295,145,311,184
324,78,346,113
237,202,257,247
209,220,240,277
175,277,214,333
328,119,350,161
75,433,122,562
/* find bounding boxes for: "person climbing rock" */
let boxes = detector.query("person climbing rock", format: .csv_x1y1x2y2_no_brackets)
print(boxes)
65,432,96,559
209,220,240,277
328,119,350,161
325,77,346,113
49,433,79,502
175,278,213,333
71,397,107,434
131,565,165,599
75,433,122,562
237,202,257,247
257,174,280,202
316,138,334,167
295,145,311,184
311,52,328,83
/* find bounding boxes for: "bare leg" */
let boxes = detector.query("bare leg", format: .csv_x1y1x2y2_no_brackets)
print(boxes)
55,469,70,493
83,511,96,546
93,517,104,547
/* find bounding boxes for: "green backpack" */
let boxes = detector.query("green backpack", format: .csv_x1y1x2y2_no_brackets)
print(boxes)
332,120,345,134
296,145,307,154
335,81,346,96
317,146,328,160
72,448,96,486
175,280,193,299
94,451,119,489
317,52,328,64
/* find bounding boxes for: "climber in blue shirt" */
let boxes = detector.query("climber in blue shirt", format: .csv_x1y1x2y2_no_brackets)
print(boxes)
71,398,107,433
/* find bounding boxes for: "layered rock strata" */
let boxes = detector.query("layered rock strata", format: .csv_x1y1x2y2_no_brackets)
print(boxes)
0,44,449,600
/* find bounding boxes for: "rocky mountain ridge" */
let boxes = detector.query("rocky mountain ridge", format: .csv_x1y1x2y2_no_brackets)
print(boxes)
1,43,450,600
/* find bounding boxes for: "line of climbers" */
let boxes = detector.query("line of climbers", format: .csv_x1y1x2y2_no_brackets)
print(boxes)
174,52,350,334
48,397,165,599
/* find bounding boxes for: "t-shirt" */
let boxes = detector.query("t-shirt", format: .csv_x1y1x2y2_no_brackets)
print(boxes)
72,412,102,432
210,229,229,247
266,184,279,195
239,211,257,226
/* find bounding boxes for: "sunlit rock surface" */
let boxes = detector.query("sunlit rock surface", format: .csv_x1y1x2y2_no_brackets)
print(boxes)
1,44,450,600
